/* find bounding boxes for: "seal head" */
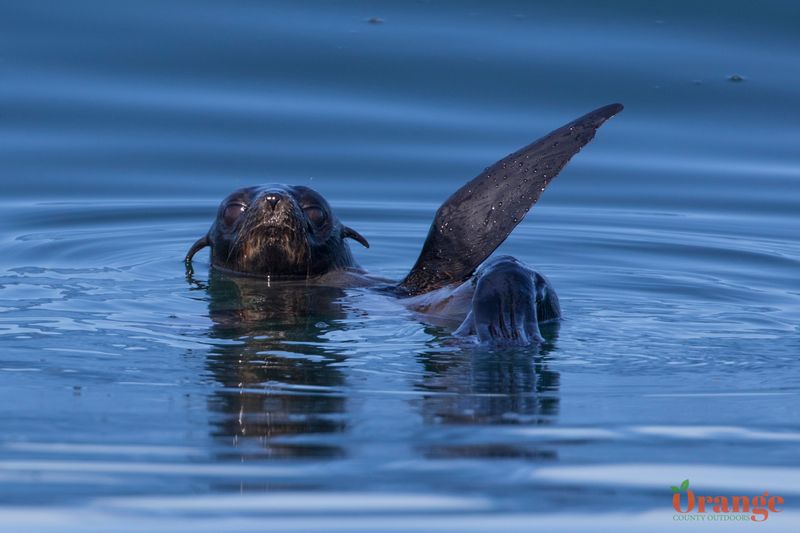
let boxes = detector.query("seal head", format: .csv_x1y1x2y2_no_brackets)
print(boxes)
186,184,368,278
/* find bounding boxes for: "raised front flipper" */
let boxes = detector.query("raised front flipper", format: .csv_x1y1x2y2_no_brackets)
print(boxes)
398,103,623,295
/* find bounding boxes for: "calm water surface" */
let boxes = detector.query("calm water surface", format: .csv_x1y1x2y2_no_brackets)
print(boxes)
1,1,799,531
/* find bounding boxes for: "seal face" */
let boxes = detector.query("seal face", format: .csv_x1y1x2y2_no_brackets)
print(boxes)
187,184,368,278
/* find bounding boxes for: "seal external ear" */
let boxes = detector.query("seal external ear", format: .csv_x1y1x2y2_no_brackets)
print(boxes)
398,103,623,295
185,235,210,263
343,226,369,248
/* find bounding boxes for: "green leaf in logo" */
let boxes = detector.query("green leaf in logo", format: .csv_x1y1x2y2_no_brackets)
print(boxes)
671,486,680,493
680,479,689,491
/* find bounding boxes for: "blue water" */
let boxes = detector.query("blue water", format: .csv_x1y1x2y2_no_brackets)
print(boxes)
1,1,799,531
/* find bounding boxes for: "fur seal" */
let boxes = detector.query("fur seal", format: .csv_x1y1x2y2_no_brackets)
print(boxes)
186,103,623,345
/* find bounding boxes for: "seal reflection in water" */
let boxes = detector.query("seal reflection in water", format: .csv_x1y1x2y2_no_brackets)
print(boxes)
187,104,623,345
198,270,561,461
201,271,351,458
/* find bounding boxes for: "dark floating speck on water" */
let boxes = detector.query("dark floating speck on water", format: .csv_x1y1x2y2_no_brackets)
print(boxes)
728,74,745,82
367,17,384,24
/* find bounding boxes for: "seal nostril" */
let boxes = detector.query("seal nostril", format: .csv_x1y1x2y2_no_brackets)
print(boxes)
264,195,280,210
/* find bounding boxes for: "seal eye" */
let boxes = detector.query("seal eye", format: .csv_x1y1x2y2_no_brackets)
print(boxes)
223,203,246,226
304,206,326,226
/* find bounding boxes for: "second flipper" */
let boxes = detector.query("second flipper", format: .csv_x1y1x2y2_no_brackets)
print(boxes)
454,256,561,346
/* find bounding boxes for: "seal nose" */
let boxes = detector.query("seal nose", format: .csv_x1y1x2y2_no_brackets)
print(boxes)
263,193,281,210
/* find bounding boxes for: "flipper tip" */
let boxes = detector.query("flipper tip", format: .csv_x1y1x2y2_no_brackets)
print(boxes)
600,102,624,118
575,103,624,130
